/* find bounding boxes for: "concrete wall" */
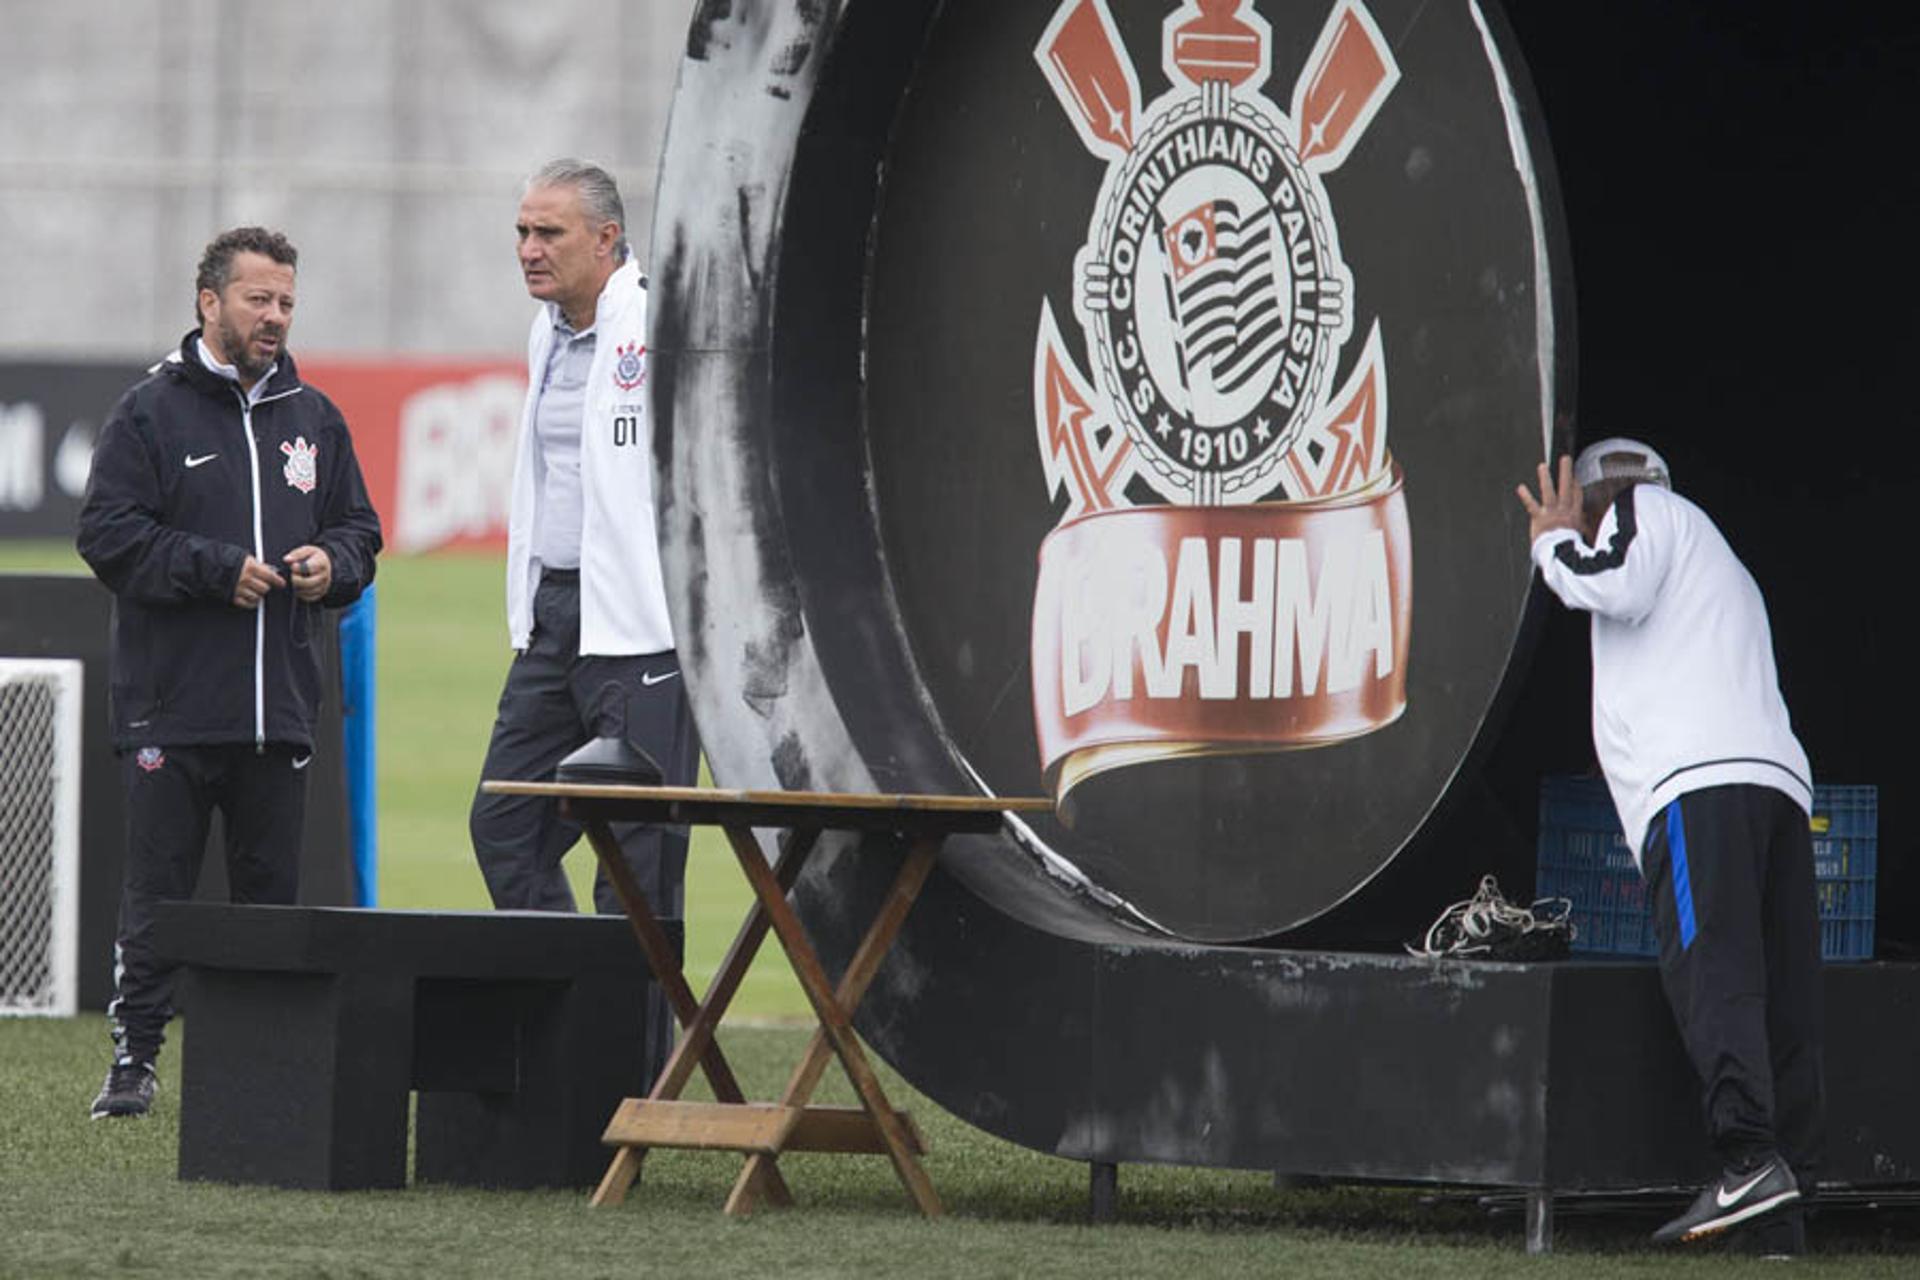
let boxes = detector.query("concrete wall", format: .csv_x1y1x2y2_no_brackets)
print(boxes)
0,0,697,360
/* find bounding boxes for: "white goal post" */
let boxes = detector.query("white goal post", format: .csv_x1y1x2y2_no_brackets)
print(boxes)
0,658,82,1017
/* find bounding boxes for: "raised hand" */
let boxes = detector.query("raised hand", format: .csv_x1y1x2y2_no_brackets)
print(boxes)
1515,455,1583,543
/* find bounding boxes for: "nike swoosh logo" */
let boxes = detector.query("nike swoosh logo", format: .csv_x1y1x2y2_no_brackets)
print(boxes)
292,755,313,770
185,453,218,468
1716,1164,1775,1208
642,670,681,687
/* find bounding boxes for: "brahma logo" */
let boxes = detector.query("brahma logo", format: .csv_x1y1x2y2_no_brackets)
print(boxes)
280,436,318,494
1031,0,1410,796
135,747,165,773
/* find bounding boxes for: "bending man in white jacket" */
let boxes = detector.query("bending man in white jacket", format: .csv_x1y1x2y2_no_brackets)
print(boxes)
1518,439,1821,1252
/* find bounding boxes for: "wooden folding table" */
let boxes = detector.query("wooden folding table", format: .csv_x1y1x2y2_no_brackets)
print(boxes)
479,782,1053,1217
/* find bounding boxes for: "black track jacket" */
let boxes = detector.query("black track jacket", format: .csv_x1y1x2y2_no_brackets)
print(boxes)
77,333,384,751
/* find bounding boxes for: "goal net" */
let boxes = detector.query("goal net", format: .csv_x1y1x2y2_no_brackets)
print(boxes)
0,658,81,1016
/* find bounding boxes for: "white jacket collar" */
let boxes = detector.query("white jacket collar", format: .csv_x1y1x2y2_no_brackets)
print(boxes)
548,254,642,334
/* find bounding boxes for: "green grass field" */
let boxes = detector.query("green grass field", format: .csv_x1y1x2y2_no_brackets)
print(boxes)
5,542,1918,1273
8,1016,1917,1279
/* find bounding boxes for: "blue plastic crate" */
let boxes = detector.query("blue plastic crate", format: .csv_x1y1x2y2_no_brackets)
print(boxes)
1535,777,1876,962
1809,784,1877,962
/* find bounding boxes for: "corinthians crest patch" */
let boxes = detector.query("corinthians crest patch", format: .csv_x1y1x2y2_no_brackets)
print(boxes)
613,340,647,391
1030,0,1410,796
280,436,318,494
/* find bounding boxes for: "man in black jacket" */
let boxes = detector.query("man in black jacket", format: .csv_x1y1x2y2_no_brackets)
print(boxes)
76,226,383,1119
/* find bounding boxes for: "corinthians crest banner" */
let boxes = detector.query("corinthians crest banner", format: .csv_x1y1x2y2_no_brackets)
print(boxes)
1030,0,1412,796
846,0,1562,939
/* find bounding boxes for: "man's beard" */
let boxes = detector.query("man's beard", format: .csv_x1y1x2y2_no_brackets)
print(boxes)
214,315,279,383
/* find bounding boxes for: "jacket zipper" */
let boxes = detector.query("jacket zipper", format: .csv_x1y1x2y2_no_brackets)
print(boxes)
235,390,267,751
236,383,303,753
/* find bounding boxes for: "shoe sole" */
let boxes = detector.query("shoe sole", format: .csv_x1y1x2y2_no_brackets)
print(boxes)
1666,1188,1801,1244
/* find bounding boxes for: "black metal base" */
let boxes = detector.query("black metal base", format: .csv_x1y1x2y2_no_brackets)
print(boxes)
156,903,678,1191
1032,947,1918,1251
1089,1161,1117,1224
815,846,1920,1208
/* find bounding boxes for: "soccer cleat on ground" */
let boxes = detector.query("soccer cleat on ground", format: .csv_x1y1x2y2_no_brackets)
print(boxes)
90,1061,158,1119
1652,1156,1800,1245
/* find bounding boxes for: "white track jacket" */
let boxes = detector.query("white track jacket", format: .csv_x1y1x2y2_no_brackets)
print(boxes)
505,257,674,656
1532,483,1811,862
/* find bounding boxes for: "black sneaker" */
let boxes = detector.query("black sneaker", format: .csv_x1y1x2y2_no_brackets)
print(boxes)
1652,1155,1800,1245
90,1061,158,1119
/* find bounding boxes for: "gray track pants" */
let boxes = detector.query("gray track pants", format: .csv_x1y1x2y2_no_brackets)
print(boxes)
469,571,700,1081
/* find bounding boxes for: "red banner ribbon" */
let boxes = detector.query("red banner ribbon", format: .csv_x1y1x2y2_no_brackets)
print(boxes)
1032,467,1411,796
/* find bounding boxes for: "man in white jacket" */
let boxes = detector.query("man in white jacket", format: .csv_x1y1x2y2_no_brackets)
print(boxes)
1518,439,1822,1252
470,159,698,933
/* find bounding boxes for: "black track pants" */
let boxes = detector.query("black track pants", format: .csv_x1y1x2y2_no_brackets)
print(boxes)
108,742,309,1065
468,572,700,916
1642,783,1825,1184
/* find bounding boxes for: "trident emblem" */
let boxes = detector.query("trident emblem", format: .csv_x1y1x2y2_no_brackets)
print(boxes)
1028,1,1412,795
1034,0,1399,510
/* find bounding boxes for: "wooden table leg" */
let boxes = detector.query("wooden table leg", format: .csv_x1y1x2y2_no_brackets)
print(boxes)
655,828,816,1083
640,828,817,1209
723,828,944,1217
579,815,808,1207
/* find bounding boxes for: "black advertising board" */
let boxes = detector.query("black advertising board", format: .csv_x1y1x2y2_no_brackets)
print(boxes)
865,0,1566,938
0,362,144,541
656,0,1569,942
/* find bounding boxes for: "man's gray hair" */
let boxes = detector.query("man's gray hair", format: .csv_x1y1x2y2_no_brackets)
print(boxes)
526,158,628,260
